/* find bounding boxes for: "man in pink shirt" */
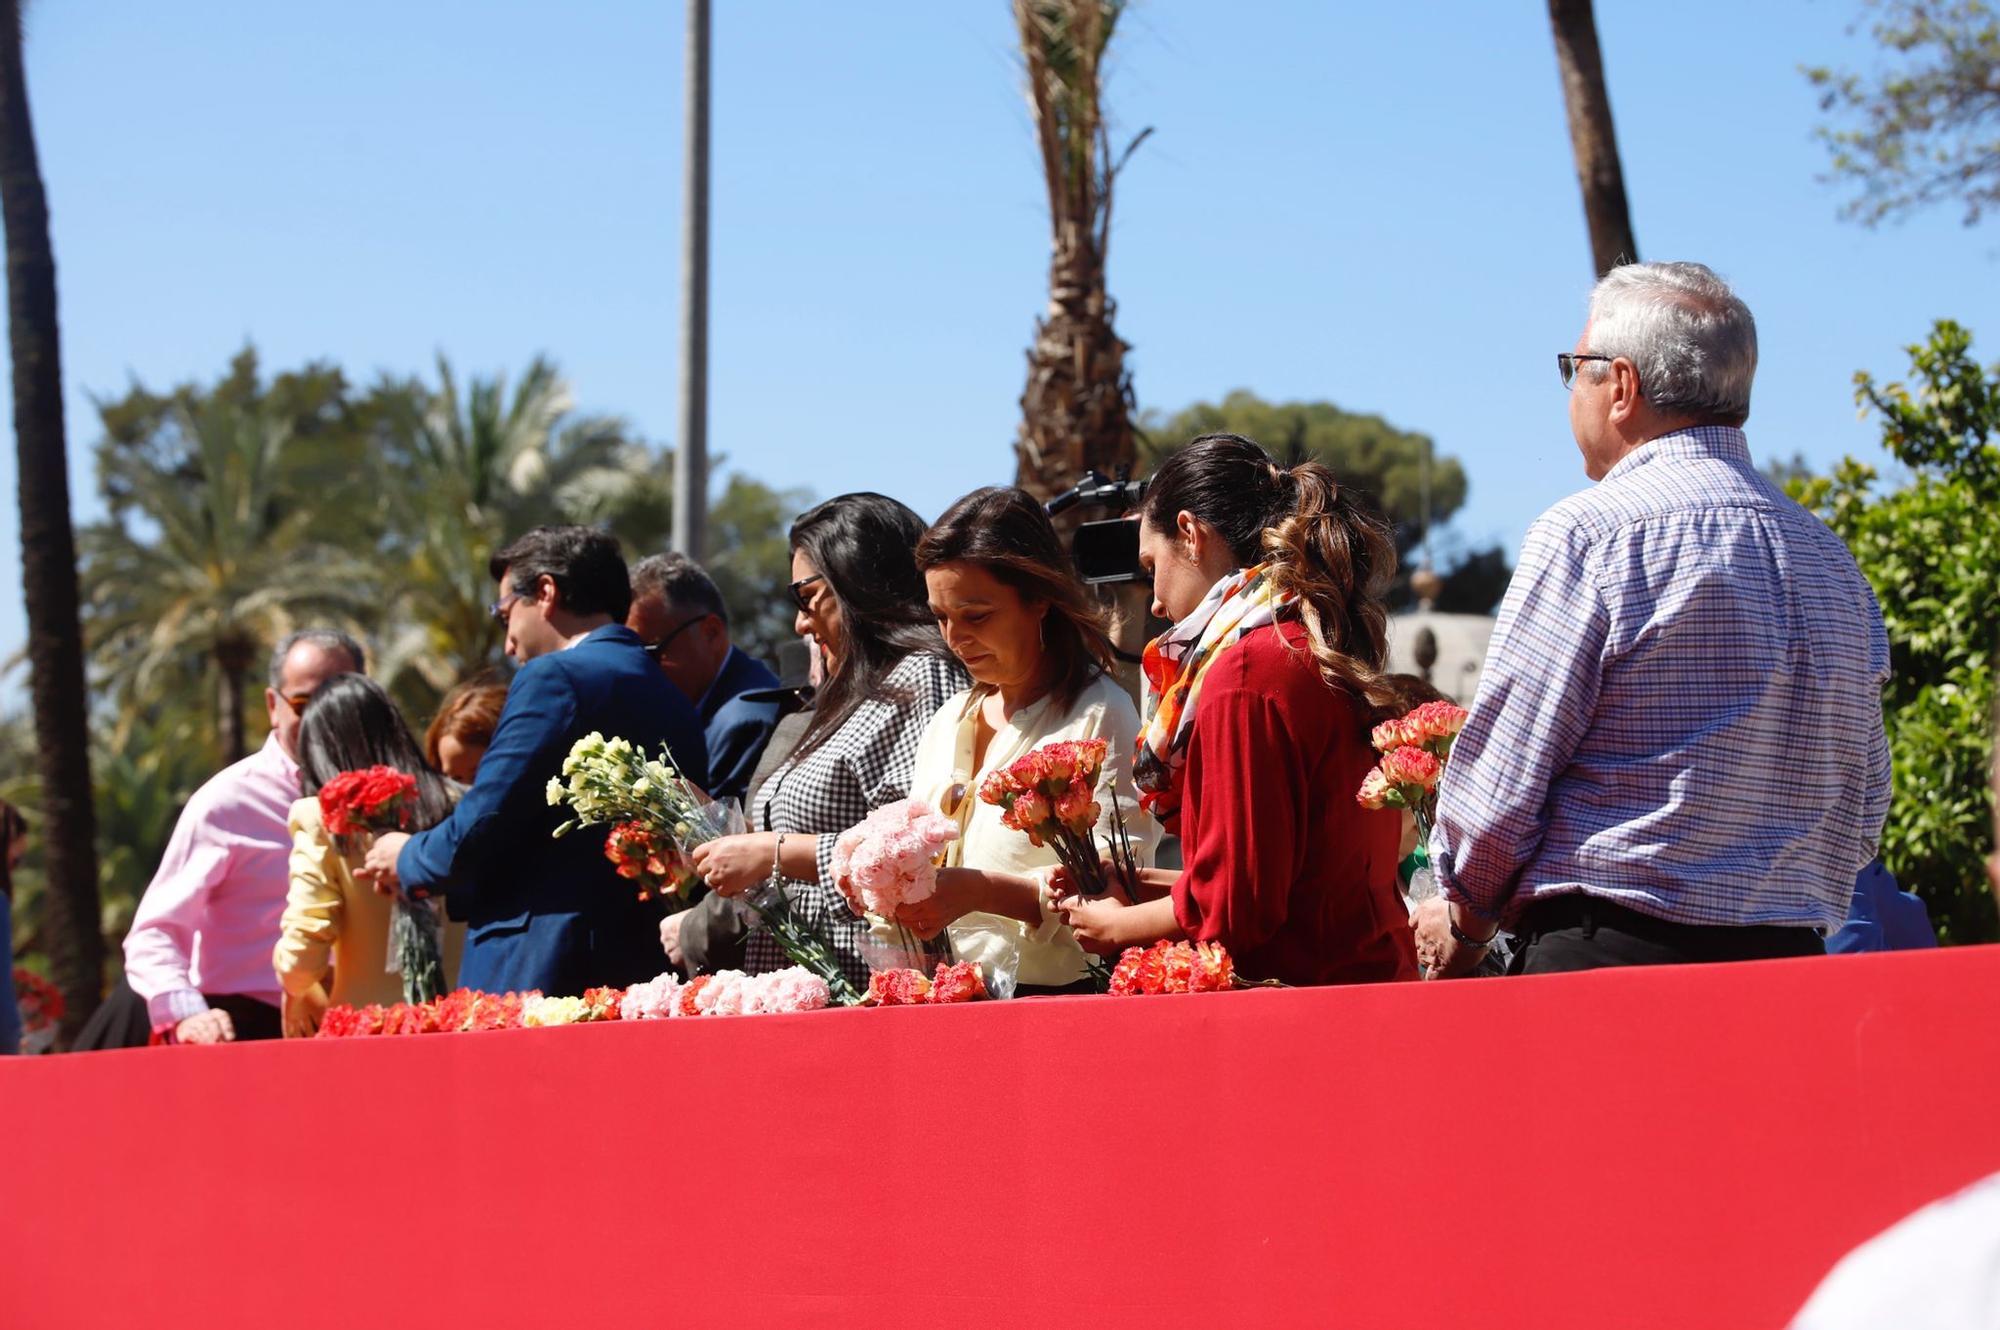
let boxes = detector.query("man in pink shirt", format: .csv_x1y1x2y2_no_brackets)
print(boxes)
123,630,363,1044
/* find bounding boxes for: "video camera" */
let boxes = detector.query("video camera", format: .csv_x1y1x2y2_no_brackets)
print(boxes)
1045,469,1148,585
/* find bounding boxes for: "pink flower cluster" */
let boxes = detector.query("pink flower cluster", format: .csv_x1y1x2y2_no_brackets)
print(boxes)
978,738,1107,847
830,798,961,918
1356,700,1467,817
1108,940,1235,995
619,967,833,1019
1370,700,1469,756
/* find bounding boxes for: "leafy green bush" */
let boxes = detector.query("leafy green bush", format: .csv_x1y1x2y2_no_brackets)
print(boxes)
1792,320,1998,943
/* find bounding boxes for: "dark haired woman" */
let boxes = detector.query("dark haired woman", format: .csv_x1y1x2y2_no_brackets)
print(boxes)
273,674,464,1034
1053,434,1418,986
892,487,1158,995
690,493,967,988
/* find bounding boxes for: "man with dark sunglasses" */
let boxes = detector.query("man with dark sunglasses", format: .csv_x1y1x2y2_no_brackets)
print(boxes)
626,552,782,806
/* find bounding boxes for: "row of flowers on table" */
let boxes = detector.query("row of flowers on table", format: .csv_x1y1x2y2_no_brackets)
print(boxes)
315,937,1243,1038
310,726,1272,1034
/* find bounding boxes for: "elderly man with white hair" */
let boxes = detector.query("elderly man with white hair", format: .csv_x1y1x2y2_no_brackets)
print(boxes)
1421,261,1891,977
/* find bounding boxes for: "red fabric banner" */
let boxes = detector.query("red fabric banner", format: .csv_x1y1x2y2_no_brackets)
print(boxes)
4,946,1997,1328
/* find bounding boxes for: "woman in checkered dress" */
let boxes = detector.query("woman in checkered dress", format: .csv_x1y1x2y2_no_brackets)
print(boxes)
690,494,967,989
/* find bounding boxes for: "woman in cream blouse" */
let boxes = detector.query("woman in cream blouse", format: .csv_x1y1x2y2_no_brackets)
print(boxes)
273,674,470,1035
898,487,1158,995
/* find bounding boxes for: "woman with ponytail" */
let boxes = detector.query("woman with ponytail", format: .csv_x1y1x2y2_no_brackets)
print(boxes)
1051,433,1418,986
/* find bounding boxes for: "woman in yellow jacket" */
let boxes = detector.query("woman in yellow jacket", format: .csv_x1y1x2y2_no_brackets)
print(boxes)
273,674,472,1036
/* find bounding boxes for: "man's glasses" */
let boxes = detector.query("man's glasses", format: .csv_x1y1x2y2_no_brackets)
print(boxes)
1557,352,1615,389
280,691,313,715
487,591,523,627
788,573,825,613
644,614,711,660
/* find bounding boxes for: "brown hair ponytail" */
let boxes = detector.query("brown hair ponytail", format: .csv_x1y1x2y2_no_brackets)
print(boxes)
1144,433,1401,721
1260,461,1401,718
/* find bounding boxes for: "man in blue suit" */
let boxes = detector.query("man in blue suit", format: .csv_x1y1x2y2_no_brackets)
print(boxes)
360,526,708,995
626,552,781,805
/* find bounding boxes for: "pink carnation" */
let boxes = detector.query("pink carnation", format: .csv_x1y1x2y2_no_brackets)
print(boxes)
1052,784,1100,836
747,967,833,1014
619,972,686,1020
1355,767,1392,810
1371,717,1413,753
1380,745,1441,792
1406,700,1469,747
830,798,960,918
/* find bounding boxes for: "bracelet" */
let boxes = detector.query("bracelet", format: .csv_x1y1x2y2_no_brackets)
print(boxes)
768,833,786,889
1449,915,1497,950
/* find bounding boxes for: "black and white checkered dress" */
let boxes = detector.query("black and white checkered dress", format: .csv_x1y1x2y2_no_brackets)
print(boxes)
746,651,968,987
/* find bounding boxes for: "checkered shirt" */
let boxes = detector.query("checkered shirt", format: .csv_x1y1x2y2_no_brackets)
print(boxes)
1431,427,1891,931
746,651,968,987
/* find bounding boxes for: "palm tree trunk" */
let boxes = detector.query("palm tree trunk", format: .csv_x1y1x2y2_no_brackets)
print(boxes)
1548,0,1638,277
0,0,101,1042
217,656,247,765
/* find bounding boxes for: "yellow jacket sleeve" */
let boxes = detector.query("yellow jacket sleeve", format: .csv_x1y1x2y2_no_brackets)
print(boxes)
273,798,345,996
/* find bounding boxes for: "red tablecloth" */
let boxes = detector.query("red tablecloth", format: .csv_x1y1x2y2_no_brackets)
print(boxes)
4,945,1998,1329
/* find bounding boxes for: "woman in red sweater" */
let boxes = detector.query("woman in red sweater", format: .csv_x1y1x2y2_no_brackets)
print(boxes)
1055,434,1418,986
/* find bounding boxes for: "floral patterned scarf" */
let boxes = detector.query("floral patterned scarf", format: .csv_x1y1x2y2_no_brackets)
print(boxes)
1134,564,1292,832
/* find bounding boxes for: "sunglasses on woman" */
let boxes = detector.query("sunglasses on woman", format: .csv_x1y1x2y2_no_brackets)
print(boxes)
788,573,825,613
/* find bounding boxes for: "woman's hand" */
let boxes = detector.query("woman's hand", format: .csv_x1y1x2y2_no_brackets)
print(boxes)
282,984,328,1039
688,832,777,898
1052,894,1145,955
894,872,975,940
355,831,410,896
1042,863,1135,909
1410,897,1451,977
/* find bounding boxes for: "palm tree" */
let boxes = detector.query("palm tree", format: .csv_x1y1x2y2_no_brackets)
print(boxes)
374,355,659,709
1548,0,1638,277
82,398,377,762
0,0,101,1040
1011,0,1147,504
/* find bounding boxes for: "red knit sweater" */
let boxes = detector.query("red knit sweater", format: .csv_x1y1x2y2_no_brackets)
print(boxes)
1170,620,1418,987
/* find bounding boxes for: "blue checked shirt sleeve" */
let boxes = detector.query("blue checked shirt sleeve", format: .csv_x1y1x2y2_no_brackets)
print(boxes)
1432,515,1608,922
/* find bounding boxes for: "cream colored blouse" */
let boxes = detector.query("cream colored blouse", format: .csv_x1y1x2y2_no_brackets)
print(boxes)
908,672,1158,992
272,797,463,1008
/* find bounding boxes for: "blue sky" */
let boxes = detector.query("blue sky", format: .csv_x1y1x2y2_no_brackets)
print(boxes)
1,0,1993,681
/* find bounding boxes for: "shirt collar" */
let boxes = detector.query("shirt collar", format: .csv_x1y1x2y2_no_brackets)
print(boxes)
1601,425,1751,484
260,730,300,784
695,646,739,717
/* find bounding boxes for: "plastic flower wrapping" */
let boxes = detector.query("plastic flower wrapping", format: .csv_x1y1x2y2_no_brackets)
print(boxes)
829,798,960,919
1106,940,1236,995
604,820,693,902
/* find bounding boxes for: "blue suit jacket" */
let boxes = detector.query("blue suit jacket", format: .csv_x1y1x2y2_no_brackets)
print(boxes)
398,624,709,995
698,646,782,805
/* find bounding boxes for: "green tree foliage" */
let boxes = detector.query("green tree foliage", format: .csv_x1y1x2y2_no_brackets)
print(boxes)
82,367,379,762
1141,390,1499,606
1805,0,2000,225
703,473,814,667
1790,319,1998,943
30,346,810,985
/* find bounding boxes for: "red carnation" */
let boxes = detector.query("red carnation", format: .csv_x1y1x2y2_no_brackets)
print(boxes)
318,765,419,837
581,986,624,1020
677,975,713,1018
863,968,932,1006
928,961,987,1004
